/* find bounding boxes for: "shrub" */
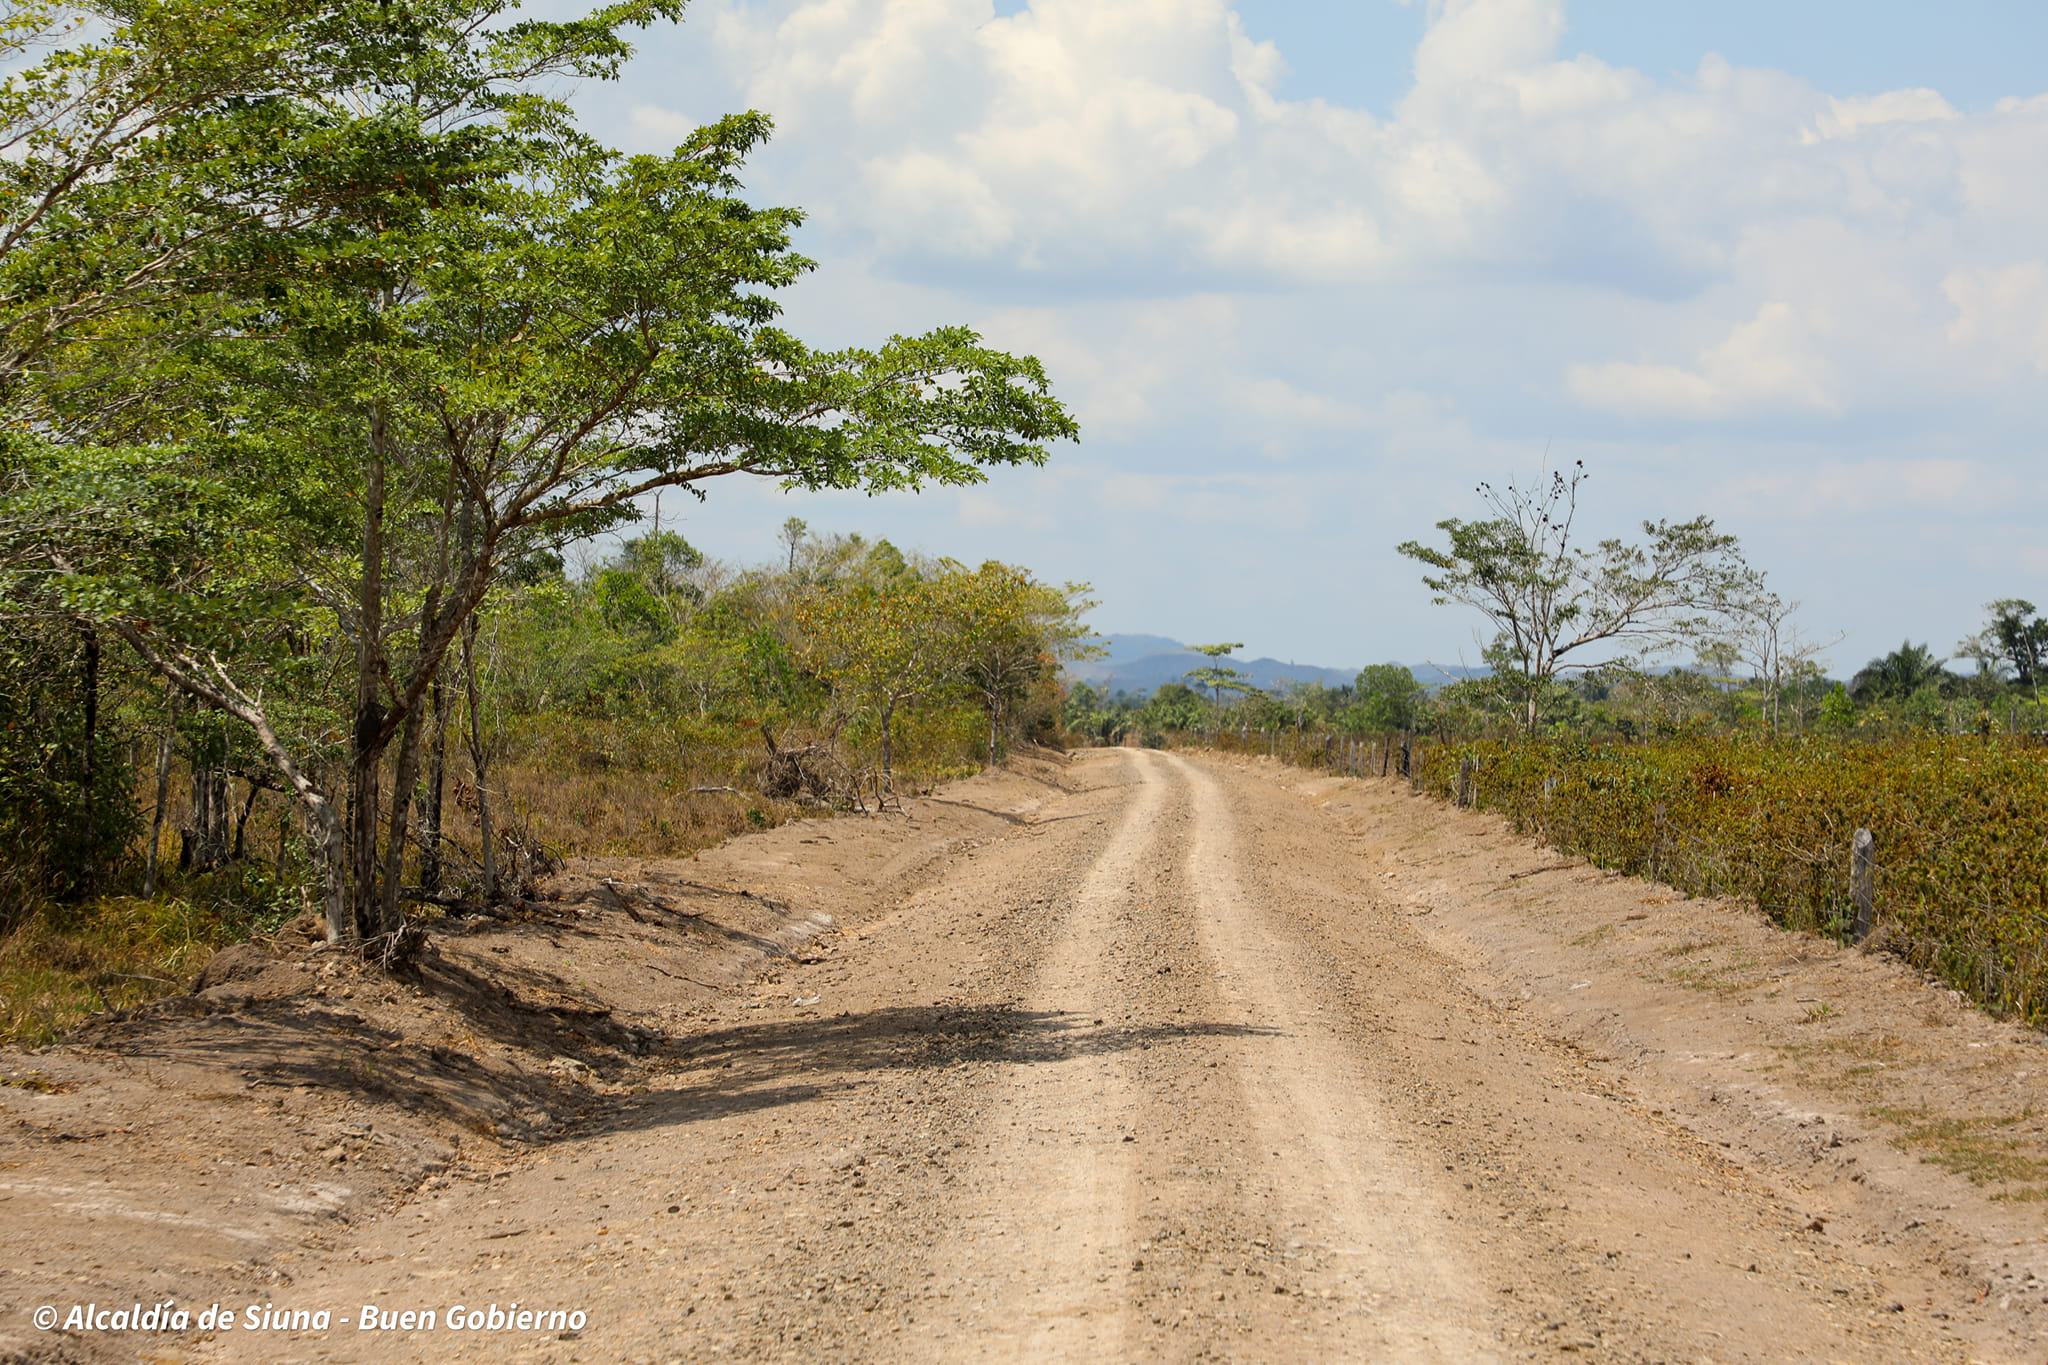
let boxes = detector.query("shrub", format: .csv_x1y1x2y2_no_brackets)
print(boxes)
1413,734,2048,1023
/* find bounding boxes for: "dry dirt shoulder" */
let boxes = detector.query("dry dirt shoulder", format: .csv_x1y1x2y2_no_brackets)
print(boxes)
1254,754,2048,1358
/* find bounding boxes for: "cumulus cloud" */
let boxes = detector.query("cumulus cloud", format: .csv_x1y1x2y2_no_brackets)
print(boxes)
1945,261,2048,376
1808,88,1959,142
603,0,2048,661
1568,301,1836,417
640,0,2048,418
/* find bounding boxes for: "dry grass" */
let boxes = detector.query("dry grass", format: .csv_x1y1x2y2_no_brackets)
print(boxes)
1868,1105,2048,1186
4,705,997,1044
458,759,804,861
0,895,240,1045
439,714,813,865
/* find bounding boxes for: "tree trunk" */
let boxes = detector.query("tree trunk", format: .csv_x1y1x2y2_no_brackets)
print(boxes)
311,802,349,944
183,764,232,872
462,610,496,902
79,624,98,883
375,694,430,933
349,402,390,940
372,485,463,933
420,674,451,896
232,780,260,861
879,697,896,793
142,686,178,897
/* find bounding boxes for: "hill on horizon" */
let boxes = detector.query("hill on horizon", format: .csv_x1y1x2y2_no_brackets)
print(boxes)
1063,635,1487,698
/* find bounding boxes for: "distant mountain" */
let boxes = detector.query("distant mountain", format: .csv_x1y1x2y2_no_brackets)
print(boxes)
1064,635,1489,698
1067,635,1356,697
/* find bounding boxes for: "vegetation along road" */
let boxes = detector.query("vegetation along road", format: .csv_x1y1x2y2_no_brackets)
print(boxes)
12,749,2029,1364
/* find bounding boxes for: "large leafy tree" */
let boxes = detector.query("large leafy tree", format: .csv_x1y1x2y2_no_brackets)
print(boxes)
795,576,965,793
943,561,1097,765
1958,599,2048,698
1346,663,1426,733
5,0,692,932
1397,462,1751,733
8,0,1077,947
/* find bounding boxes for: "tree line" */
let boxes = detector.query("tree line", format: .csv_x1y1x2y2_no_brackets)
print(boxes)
1067,464,2040,748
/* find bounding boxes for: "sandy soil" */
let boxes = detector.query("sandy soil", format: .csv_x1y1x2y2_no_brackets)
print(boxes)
2,747,2045,1363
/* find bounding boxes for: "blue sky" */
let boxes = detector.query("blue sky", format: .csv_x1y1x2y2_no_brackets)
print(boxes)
1216,2,2048,116
560,0,2048,675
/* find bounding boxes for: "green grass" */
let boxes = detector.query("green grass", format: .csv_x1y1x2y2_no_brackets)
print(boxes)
0,861,300,1046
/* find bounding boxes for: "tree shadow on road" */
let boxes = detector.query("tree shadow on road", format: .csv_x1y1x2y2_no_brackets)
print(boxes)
594,1004,1278,1132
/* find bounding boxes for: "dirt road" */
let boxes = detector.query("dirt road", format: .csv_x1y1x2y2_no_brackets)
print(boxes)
9,746,2047,1363
112,745,2028,1365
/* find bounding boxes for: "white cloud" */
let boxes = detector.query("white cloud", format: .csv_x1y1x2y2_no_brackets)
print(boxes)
652,0,2048,333
1809,88,1959,142
1721,457,1984,517
633,0,2048,439
1945,261,2048,376
598,0,2048,664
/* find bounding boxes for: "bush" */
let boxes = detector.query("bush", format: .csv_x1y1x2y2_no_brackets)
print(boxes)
1413,734,2048,1023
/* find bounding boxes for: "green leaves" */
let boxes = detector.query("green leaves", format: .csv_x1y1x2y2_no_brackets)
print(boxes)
1348,663,1426,733
5,0,1078,934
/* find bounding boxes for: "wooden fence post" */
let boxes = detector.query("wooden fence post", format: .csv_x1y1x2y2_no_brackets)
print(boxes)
1456,756,1473,808
1851,828,1875,943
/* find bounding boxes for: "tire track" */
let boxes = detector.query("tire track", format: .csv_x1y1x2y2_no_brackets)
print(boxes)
904,748,1166,1361
1164,749,1505,1361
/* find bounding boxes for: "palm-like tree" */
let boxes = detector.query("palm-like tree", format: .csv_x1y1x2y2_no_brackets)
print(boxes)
1850,641,1951,703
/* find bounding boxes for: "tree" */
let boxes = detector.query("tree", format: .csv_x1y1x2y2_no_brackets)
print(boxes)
779,517,808,574
1719,580,1841,734
1958,599,2048,698
1347,663,1426,732
943,562,1096,766
1817,681,1857,732
16,0,1077,946
1850,641,1951,705
1183,641,1253,714
9,0,707,942
1397,462,1750,733
796,578,962,793
1140,682,1205,733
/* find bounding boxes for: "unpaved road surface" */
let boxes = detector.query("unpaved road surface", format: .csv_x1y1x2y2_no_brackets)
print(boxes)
8,748,2048,1363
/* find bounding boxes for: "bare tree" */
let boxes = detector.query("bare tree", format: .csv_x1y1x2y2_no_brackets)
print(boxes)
1721,579,1842,734
1398,462,1751,733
